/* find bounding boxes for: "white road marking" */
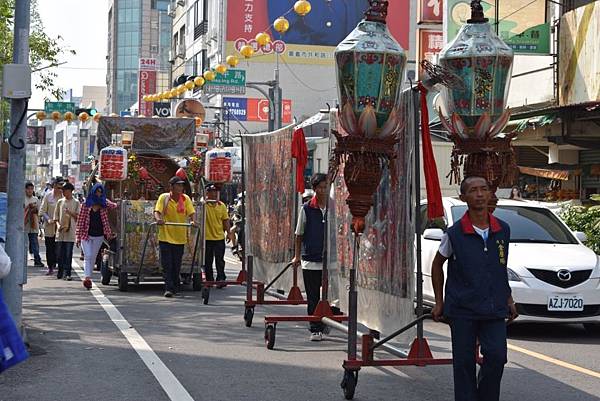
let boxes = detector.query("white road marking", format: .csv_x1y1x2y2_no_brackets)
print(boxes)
224,256,241,265
72,261,194,401
508,343,600,379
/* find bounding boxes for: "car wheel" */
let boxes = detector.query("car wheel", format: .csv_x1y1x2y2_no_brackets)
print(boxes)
583,323,600,335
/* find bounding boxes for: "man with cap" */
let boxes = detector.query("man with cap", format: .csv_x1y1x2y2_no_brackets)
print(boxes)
203,183,235,287
40,177,64,275
154,176,197,298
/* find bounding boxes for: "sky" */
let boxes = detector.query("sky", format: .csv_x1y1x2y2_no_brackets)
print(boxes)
30,0,108,110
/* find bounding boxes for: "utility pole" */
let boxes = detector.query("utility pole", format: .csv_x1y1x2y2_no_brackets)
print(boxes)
1,0,31,331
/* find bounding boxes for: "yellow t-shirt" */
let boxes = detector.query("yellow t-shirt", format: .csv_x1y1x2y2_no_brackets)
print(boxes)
154,193,196,245
205,201,229,241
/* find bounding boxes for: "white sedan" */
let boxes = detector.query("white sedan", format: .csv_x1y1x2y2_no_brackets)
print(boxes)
419,197,600,332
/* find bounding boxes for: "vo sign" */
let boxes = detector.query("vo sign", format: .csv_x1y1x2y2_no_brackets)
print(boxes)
153,102,171,117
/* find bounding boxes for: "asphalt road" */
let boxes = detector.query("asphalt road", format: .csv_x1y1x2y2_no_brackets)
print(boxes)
1,248,599,401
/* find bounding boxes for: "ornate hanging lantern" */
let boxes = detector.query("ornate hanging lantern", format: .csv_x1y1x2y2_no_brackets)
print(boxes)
438,0,516,194
332,0,406,233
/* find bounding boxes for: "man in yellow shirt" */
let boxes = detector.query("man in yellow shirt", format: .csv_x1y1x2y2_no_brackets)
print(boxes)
204,184,235,286
154,176,196,297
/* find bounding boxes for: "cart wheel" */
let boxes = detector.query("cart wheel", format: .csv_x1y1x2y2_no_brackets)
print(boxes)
100,261,112,285
201,286,210,304
118,271,128,292
192,273,202,291
341,370,358,400
244,307,254,327
265,324,276,350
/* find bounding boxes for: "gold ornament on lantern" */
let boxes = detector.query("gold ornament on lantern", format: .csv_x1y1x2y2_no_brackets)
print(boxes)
255,32,271,47
185,80,195,90
293,0,312,17
169,88,178,98
64,111,74,122
162,90,172,99
215,64,227,74
177,84,186,94
240,45,255,58
195,116,203,127
193,76,205,87
78,112,89,122
36,111,46,120
51,111,61,121
226,55,239,67
203,70,216,81
93,113,102,123
274,16,290,34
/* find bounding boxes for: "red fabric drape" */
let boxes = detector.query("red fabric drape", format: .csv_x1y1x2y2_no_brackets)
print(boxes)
418,83,444,220
291,127,308,193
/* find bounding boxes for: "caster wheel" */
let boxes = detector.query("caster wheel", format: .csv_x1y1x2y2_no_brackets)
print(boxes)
118,271,128,292
100,262,112,285
265,324,276,350
201,286,210,304
192,273,202,291
341,370,358,400
244,307,254,327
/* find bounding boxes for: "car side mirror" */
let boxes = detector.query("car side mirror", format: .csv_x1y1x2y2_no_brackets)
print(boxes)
423,228,444,241
575,231,588,243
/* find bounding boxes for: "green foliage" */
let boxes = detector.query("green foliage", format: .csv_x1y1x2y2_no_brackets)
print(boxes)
560,204,600,254
0,0,76,134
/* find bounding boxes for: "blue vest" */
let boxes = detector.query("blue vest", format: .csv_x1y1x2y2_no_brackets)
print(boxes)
444,213,512,320
301,202,324,263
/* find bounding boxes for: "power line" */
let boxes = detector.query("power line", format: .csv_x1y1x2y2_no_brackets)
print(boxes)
280,56,337,93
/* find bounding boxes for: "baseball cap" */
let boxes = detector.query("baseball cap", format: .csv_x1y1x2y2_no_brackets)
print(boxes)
169,176,186,185
51,176,64,186
205,183,218,191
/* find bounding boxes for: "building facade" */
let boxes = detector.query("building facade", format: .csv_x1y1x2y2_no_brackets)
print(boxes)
107,0,172,114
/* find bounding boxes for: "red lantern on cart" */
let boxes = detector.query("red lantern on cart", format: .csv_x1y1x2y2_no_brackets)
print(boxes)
205,148,232,184
98,146,128,181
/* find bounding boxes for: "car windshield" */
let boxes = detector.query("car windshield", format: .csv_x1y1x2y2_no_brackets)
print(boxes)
450,205,578,244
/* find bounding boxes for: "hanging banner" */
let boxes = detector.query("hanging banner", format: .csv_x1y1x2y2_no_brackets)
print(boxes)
329,92,416,337
446,0,550,54
417,28,444,79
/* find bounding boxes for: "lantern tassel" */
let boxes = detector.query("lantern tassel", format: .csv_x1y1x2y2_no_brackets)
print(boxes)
418,83,444,220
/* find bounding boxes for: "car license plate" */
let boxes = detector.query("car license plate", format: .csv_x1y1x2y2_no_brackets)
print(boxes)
547,295,584,311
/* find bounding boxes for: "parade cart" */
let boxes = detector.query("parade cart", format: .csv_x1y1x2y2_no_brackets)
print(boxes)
89,116,207,294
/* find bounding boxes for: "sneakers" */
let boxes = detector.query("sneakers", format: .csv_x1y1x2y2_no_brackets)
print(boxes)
310,332,323,342
34,261,45,267
164,291,173,298
66,276,73,281
45,269,54,276
83,278,92,289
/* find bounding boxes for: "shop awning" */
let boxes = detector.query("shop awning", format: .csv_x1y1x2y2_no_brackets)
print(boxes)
507,114,557,132
518,166,571,180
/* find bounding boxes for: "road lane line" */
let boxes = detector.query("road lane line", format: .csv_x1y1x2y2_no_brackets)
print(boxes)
508,343,600,379
72,262,195,401
224,256,241,265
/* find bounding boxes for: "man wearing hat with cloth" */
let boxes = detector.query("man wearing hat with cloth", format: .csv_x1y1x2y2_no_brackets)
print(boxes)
154,176,197,297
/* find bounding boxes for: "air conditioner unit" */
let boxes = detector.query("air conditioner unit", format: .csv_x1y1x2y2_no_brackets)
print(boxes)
167,3,175,17
176,0,185,6
176,44,185,58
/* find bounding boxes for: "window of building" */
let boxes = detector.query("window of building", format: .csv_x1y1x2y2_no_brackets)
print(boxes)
193,0,208,40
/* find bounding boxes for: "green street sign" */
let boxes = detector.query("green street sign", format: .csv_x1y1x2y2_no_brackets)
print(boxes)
211,69,246,86
44,101,76,114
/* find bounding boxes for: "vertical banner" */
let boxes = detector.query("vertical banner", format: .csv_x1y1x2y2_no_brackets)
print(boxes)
329,91,416,337
416,28,444,78
138,58,157,117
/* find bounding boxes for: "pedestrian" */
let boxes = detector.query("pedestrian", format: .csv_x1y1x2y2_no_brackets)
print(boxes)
203,183,235,287
39,177,64,275
509,186,522,200
76,183,117,290
291,173,328,342
431,176,518,401
154,176,197,298
54,182,80,281
24,182,44,267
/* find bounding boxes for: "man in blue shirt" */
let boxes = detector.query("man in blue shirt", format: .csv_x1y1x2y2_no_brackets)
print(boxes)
431,176,518,401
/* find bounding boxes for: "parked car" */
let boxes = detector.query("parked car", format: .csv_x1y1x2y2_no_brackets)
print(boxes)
419,197,600,332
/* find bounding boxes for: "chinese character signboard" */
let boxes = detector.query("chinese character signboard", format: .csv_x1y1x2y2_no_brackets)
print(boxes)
418,0,443,24
417,29,444,79
446,0,550,54
226,0,410,65
138,58,157,117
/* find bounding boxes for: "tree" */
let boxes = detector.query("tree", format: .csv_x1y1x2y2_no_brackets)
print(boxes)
0,0,75,134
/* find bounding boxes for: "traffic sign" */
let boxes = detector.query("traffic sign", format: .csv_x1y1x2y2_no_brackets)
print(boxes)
44,101,75,114
204,69,246,95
